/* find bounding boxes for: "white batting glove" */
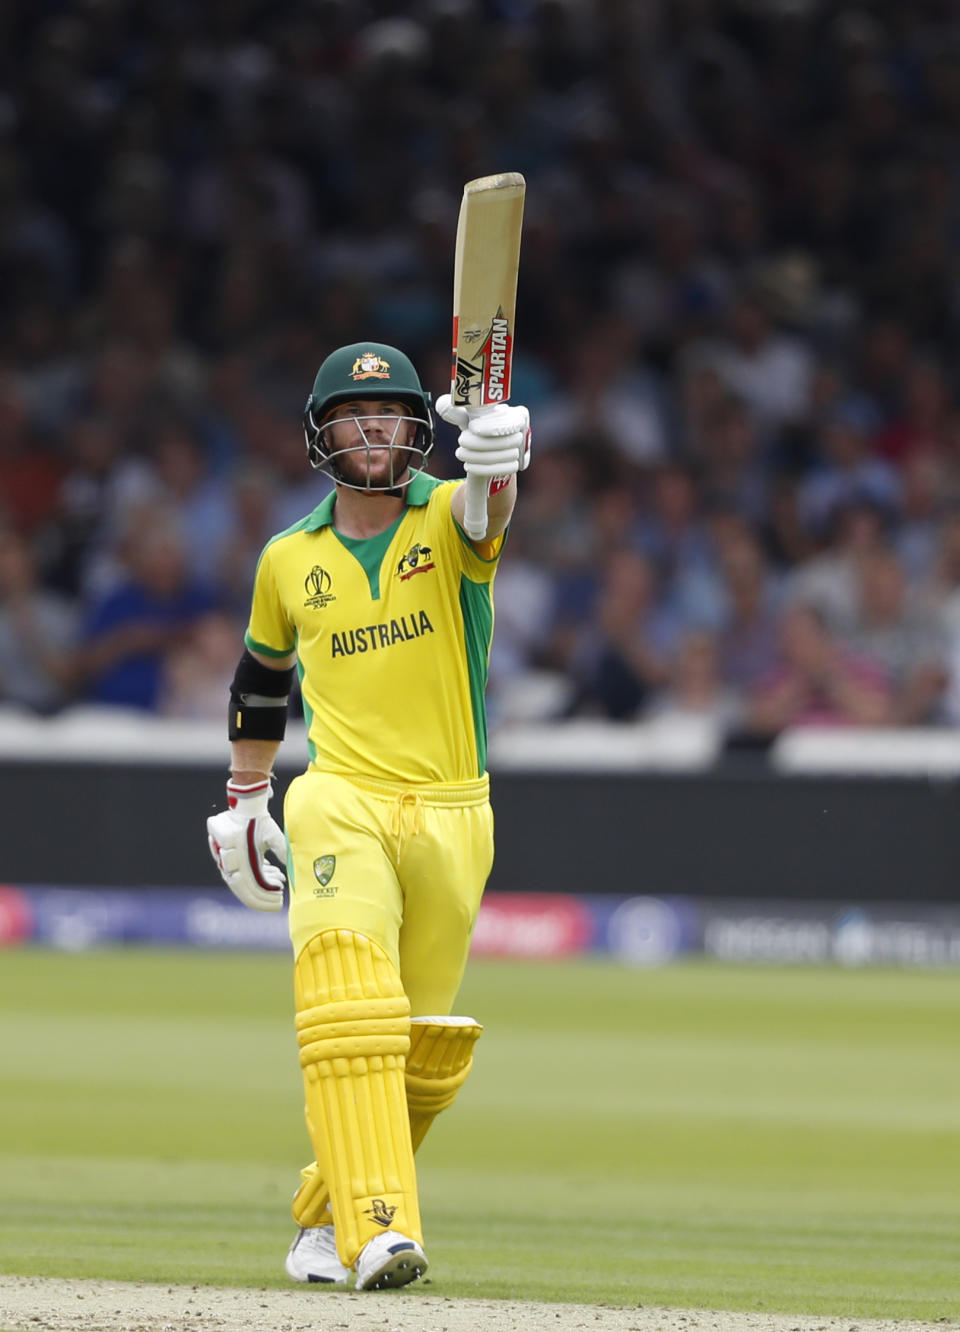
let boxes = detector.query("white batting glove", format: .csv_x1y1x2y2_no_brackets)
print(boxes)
435,395,531,477
206,778,287,912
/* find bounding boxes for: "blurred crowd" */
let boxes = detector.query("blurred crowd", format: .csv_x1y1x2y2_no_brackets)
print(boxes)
4,0,960,745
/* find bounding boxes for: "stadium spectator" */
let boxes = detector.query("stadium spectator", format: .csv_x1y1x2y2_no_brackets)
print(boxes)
746,603,893,735
693,392,769,525
0,377,61,538
715,537,783,694
844,549,948,725
0,526,79,714
676,362,730,459
644,628,742,739
855,319,912,426
533,316,668,469
45,414,158,601
488,544,566,725
759,475,818,574
207,462,283,616
159,610,246,721
563,548,677,721
797,402,901,540
894,451,947,583
701,287,814,438
144,416,235,583
788,499,892,635
78,517,218,711
874,358,954,466
921,514,960,694
612,191,729,357
511,446,598,652
257,411,334,535
6,298,84,435
634,461,715,624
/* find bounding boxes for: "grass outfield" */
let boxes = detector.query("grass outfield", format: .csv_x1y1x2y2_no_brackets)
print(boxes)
0,949,957,1321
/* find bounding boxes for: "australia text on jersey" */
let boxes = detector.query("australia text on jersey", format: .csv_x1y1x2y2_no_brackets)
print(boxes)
330,610,434,658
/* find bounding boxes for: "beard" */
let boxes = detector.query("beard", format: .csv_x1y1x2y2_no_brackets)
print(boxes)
331,441,416,490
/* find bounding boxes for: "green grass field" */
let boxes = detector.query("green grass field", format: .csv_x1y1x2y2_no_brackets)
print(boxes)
0,948,958,1320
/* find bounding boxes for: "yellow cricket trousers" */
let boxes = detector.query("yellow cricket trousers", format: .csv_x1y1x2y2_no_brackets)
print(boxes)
284,769,494,1015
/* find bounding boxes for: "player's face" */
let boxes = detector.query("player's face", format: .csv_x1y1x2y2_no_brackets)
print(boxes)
323,400,417,490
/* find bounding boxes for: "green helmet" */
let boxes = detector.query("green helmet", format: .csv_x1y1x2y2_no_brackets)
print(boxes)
302,341,434,488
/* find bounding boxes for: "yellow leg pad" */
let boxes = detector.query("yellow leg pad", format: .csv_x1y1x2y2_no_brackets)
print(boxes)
291,1159,333,1229
406,1017,483,1153
291,1017,483,1226
294,930,421,1266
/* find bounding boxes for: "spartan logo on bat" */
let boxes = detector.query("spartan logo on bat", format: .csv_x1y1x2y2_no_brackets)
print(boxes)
397,542,435,581
365,1199,398,1228
454,308,512,405
350,351,391,380
304,565,337,609
482,313,512,402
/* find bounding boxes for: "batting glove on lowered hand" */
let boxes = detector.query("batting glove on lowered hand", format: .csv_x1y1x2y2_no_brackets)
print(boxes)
206,778,286,912
435,395,531,477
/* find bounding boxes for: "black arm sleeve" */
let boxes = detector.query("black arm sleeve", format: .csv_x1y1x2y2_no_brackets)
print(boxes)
228,650,297,741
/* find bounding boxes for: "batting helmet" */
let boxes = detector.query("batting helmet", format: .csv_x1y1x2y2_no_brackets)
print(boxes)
302,342,434,486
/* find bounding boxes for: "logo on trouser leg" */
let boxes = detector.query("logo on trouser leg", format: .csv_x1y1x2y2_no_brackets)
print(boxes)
365,1199,398,1227
312,856,337,896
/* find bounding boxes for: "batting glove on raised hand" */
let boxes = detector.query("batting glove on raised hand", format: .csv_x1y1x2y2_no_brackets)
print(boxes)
206,778,287,912
435,395,531,477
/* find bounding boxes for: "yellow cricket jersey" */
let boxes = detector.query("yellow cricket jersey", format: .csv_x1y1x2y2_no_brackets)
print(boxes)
244,472,505,784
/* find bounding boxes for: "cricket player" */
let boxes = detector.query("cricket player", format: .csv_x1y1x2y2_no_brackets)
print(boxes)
206,342,530,1290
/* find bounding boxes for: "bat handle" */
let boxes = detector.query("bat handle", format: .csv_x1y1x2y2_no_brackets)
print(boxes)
463,472,490,540
460,402,497,540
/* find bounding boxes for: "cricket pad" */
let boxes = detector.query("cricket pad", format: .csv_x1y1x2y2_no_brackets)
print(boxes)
294,930,421,1265
292,1015,483,1229
406,1017,483,1151
291,1111,333,1229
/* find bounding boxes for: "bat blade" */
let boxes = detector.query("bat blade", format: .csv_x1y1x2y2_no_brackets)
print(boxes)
451,172,526,409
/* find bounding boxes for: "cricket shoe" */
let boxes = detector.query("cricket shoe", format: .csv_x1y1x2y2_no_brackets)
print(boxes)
354,1230,428,1290
285,1225,350,1283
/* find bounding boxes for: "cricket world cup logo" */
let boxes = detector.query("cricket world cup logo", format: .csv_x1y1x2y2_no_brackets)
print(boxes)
303,565,336,609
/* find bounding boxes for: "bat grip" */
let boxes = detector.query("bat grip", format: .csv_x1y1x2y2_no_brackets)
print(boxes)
460,403,496,540
463,472,489,540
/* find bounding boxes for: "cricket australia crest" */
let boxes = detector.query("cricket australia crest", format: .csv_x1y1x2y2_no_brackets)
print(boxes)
313,855,337,896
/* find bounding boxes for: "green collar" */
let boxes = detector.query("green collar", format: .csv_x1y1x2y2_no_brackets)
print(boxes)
302,470,437,532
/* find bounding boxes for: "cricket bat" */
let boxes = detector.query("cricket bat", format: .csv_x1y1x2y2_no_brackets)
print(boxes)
451,171,526,540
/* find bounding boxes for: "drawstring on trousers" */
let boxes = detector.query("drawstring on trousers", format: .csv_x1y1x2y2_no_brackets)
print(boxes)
391,791,425,858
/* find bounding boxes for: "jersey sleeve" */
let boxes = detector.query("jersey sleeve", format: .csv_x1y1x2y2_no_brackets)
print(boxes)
244,541,296,658
428,480,506,583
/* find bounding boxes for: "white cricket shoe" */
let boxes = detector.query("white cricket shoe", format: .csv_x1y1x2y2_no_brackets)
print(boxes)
285,1225,350,1283
354,1230,428,1290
